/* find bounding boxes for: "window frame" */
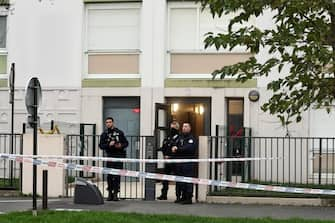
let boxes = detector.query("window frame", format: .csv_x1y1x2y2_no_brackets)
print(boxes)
83,3,142,79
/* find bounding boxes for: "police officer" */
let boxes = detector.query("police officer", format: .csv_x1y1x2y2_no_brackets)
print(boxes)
157,121,180,200
172,122,197,205
99,117,128,201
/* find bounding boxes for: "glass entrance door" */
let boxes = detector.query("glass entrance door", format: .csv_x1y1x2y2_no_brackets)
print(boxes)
226,98,244,181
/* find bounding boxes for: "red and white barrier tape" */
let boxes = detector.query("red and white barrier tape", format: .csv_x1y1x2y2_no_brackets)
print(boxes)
2,154,335,196
0,153,278,163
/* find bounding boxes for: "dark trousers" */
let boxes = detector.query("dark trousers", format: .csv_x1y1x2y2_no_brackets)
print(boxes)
180,162,194,199
106,161,123,193
160,163,174,195
175,163,183,199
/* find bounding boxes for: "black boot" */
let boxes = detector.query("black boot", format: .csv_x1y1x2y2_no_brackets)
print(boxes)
174,191,185,203
157,191,167,200
112,192,119,201
157,195,167,200
107,192,114,201
180,193,192,205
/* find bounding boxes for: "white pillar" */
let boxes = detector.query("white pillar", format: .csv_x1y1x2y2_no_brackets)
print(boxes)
22,134,65,197
198,136,209,202
140,0,154,87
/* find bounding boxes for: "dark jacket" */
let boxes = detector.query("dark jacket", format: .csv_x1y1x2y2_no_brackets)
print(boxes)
161,130,180,157
99,127,129,157
176,133,197,159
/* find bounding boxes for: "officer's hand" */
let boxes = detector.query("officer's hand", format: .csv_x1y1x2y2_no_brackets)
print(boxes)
171,146,178,153
115,143,122,149
109,140,115,147
164,155,169,159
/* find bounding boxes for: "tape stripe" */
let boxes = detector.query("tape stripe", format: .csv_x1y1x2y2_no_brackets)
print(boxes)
7,155,335,196
0,153,278,163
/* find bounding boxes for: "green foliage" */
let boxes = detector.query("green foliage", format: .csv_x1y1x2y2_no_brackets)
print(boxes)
0,178,20,189
198,0,335,125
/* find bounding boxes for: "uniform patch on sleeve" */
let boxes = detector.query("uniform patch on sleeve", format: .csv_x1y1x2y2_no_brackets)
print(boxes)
188,139,194,144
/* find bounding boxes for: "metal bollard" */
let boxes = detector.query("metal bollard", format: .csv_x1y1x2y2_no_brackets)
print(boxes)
22,123,26,134
42,170,48,210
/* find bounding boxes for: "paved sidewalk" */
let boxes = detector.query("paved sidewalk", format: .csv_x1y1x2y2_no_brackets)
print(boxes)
1,197,335,220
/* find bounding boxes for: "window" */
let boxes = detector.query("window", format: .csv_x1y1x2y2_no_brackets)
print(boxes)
168,4,248,52
87,8,140,50
167,2,253,77
169,8,197,50
0,16,6,48
0,15,7,75
85,4,141,77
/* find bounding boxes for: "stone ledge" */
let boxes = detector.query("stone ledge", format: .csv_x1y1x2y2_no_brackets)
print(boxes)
82,78,141,88
0,190,20,197
206,196,335,207
165,78,257,88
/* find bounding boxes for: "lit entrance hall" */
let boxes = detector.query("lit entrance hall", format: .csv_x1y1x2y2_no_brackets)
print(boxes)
166,98,211,138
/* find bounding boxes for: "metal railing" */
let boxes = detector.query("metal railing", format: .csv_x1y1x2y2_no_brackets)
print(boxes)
0,133,22,190
208,136,335,195
65,135,154,199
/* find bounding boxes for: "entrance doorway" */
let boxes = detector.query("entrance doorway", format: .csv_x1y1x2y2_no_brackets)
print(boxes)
103,97,141,186
166,97,211,138
153,98,211,166
154,98,211,201
103,97,140,160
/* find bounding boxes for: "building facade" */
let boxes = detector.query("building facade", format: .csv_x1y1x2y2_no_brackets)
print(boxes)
0,0,334,138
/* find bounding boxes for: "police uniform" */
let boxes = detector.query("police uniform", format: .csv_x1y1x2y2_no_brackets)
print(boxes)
99,127,128,201
157,128,180,200
174,133,197,204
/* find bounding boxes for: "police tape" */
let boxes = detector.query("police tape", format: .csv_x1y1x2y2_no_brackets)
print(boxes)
4,155,335,196
0,153,279,163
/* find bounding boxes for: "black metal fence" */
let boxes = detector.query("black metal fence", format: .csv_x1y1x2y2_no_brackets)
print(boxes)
65,135,155,199
0,133,22,190
3,132,334,198
209,136,335,194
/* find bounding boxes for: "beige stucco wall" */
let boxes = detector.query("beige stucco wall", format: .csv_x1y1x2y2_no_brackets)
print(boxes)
88,54,139,74
22,134,65,197
170,53,252,74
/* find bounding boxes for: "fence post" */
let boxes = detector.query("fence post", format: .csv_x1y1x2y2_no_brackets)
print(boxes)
214,125,219,191
79,124,84,177
319,138,322,185
241,136,245,182
248,129,252,181
144,137,156,200
64,135,69,198
92,125,96,178
226,136,232,181
50,120,54,130
20,134,23,192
